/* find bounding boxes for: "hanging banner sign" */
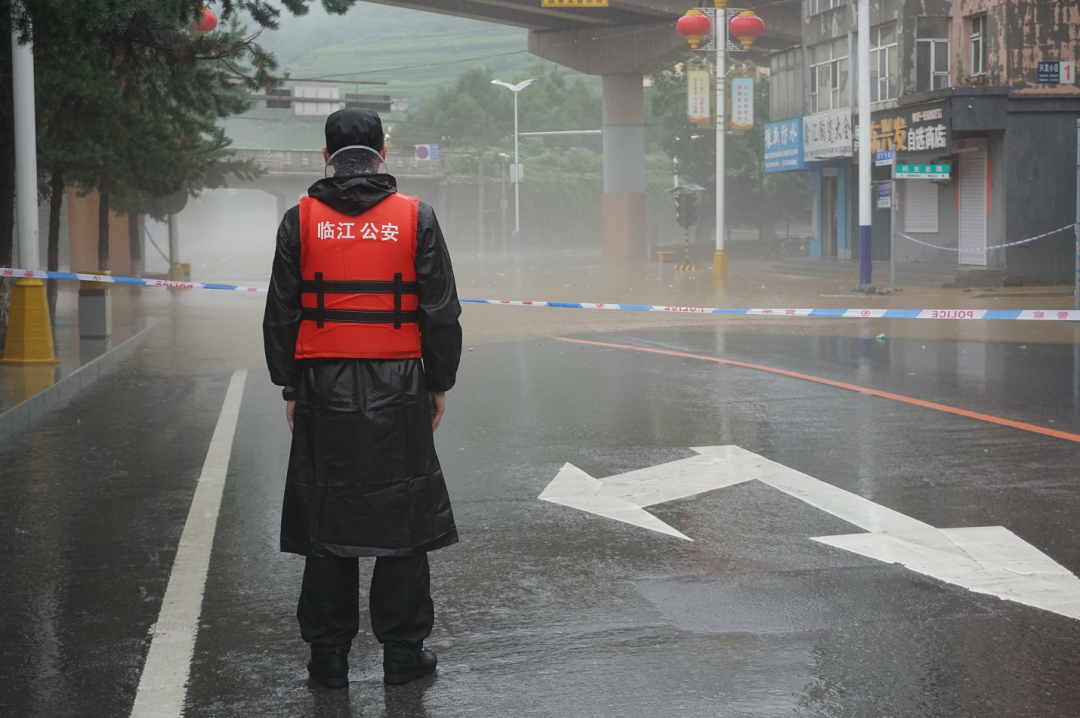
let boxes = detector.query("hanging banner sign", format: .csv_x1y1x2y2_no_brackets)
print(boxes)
802,108,853,159
764,117,804,172
687,69,711,123
731,77,754,130
542,0,608,5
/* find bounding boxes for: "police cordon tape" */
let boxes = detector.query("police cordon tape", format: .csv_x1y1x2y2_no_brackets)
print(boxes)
4,267,1078,322
460,300,1080,322
895,223,1078,252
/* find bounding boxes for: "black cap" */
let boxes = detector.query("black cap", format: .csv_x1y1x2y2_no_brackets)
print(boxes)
324,108,384,155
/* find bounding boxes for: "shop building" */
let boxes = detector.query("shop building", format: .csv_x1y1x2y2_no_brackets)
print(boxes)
767,0,1080,285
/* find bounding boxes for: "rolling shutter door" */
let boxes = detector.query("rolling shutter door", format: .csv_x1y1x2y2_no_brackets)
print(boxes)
958,150,987,266
904,179,938,233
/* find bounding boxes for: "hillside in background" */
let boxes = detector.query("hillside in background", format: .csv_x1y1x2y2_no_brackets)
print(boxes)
223,2,596,149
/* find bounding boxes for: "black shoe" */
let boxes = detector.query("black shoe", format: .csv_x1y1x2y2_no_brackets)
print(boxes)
308,644,350,689
383,648,437,686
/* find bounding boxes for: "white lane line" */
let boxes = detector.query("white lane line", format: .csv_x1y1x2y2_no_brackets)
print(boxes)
130,369,247,718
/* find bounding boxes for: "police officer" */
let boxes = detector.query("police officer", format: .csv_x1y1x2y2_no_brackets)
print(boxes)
263,107,462,688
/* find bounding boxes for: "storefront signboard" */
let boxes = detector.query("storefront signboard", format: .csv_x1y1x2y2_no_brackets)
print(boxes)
871,101,950,159
764,117,804,172
802,108,853,160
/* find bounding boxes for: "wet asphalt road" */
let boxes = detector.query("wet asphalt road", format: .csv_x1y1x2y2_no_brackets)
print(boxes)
2,318,1080,717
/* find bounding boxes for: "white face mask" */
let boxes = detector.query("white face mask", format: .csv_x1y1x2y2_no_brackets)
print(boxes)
325,145,386,178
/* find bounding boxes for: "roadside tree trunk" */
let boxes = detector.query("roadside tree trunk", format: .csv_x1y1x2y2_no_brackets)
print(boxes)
97,190,109,272
47,168,63,320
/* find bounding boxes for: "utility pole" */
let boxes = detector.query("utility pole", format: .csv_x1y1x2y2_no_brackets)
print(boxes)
499,153,508,253
1075,119,1080,309
478,150,485,257
1,18,56,365
855,0,875,293
713,1,728,283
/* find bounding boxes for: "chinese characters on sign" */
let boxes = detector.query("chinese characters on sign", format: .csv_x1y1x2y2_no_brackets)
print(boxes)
1038,61,1076,84
871,102,949,157
764,117,804,172
894,164,950,179
731,77,754,131
541,0,608,5
686,69,711,124
317,221,400,242
802,108,853,159
876,181,892,209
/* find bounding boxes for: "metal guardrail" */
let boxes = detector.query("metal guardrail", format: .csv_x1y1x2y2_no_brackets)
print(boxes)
230,148,450,179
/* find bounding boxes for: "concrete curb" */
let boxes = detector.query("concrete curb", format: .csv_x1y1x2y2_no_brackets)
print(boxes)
0,319,160,445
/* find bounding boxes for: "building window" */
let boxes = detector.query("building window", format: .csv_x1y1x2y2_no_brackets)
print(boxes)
870,24,898,102
770,49,805,120
808,0,846,15
970,15,987,76
916,18,950,92
809,38,849,114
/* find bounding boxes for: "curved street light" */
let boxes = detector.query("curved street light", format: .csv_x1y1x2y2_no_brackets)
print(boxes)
491,79,536,251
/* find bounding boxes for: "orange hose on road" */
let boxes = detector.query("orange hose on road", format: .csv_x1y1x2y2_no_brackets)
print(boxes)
551,336,1080,445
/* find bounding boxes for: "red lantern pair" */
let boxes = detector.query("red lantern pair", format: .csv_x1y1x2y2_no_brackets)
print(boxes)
676,7,764,51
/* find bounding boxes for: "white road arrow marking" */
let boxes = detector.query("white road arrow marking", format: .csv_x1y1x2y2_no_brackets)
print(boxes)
539,445,1080,621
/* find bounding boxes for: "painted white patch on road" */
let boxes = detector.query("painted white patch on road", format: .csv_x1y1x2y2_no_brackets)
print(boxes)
129,369,247,718
539,445,1080,621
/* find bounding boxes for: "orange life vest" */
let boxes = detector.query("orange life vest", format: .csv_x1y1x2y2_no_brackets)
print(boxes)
295,193,423,360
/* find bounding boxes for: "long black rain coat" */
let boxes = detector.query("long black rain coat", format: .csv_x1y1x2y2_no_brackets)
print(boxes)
263,174,462,557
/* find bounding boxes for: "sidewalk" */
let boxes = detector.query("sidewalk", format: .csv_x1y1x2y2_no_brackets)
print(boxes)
0,284,155,441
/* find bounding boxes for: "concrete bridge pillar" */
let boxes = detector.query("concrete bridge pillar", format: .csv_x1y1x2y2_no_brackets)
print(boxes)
602,74,647,263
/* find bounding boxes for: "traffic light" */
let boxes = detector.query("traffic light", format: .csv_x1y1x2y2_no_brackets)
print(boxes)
675,193,698,228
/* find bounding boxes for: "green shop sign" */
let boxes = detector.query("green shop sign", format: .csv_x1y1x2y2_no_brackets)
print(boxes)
894,163,950,179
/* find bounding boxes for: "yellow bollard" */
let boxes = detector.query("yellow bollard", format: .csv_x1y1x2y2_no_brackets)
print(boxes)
712,249,729,283
0,277,58,364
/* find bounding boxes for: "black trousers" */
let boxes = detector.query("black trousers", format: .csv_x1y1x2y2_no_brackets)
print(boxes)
297,554,433,662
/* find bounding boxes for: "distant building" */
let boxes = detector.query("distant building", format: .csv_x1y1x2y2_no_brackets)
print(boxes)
767,0,1080,285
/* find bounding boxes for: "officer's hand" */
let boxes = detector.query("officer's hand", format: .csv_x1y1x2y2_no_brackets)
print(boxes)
429,391,446,432
286,400,296,433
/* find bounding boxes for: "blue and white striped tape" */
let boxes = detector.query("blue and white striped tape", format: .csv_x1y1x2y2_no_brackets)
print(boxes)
0,267,266,293
459,299,1080,322
896,224,1078,252
4,267,1077,321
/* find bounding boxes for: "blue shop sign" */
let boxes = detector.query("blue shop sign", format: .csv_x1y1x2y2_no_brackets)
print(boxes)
764,117,805,172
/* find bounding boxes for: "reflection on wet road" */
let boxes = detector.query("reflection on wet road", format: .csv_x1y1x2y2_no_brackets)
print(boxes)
1,315,1079,717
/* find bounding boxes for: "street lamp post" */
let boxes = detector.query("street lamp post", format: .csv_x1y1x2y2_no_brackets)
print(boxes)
678,3,763,284
499,152,509,252
491,79,535,252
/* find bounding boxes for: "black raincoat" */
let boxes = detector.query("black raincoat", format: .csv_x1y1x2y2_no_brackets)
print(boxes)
263,174,462,557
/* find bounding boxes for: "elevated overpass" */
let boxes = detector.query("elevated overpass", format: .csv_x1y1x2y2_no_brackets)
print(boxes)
227,147,450,219
363,1,799,262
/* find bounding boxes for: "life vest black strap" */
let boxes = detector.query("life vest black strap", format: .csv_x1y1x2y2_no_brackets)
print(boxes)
315,272,325,328
301,308,419,325
300,279,419,294
393,273,403,329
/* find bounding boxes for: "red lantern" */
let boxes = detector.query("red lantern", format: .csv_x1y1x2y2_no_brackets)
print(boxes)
728,11,764,51
676,10,712,50
192,7,218,35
